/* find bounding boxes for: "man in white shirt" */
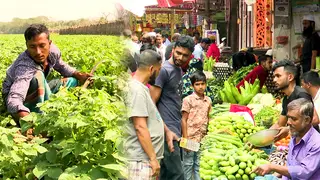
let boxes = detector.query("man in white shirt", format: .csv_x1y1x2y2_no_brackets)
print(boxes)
163,34,171,47
301,71,320,128
155,33,167,64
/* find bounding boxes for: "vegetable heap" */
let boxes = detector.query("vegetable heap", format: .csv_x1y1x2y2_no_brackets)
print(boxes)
228,64,256,85
203,56,216,71
220,79,260,105
200,112,269,180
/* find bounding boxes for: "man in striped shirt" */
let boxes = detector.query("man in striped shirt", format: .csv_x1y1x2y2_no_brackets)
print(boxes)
2,24,91,122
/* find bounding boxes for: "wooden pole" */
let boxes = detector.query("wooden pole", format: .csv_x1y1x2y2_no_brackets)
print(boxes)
171,9,175,37
230,0,239,53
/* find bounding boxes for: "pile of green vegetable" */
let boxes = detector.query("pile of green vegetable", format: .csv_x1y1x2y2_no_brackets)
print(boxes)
228,64,256,85
209,103,230,117
220,79,260,105
254,106,280,128
207,77,224,104
207,112,265,143
200,112,269,180
203,56,216,71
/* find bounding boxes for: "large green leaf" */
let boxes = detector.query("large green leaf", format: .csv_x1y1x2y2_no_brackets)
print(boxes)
33,163,48,179
47,168,63,179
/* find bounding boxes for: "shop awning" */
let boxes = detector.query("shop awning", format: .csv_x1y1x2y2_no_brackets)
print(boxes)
116,0,195,17
157,0,195,7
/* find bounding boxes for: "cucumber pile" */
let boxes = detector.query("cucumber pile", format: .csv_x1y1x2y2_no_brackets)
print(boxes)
209,103,231,117
207,112,265,143
234,120,265,143
200,133,269,180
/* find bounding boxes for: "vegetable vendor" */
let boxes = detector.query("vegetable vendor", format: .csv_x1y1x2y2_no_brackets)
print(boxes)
2,24,92,122
270,60,319,141
253,98,320,180
236,50,273,90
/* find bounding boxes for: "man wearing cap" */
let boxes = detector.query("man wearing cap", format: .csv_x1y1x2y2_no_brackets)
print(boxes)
192,38,211,61
298,15,320,73
218,37,227,53
236,49,273,90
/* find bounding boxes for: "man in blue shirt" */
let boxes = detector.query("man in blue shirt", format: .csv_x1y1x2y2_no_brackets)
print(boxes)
150,35,195,180
192,38,211,61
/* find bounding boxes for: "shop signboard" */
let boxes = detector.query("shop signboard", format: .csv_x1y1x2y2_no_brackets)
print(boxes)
203,30,220,45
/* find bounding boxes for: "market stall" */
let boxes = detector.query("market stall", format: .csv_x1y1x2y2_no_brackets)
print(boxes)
188,59,290,180
198,94,289,180
130,3,203,37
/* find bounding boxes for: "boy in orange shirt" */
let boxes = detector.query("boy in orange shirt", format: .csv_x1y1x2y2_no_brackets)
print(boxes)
181,71,212,180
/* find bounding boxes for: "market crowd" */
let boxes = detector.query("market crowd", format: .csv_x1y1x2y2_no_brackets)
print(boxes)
123,14,320,180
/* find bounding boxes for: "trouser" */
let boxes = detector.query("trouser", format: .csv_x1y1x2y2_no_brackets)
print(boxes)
159,140,185,180
127,160,158,180
4,71,78,123
23,71,78,113
182,150,201,180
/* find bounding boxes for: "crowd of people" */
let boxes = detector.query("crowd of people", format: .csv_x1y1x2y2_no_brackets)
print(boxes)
2,15,320,180
123,15,320,180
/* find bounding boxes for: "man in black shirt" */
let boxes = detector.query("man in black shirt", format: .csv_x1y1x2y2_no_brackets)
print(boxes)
271,60,319,140
300,15,320,73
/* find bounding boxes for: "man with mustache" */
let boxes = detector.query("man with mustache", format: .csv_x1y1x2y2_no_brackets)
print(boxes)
125,50,178,179
270,60,316,140
253,98,320,179
299,15,320,73
150,35,195,180
2,24,91,123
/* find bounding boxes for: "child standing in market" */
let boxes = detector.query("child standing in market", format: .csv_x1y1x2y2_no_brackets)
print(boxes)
181,71,212,180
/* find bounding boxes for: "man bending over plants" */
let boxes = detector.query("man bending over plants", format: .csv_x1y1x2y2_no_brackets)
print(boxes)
2,24,91,123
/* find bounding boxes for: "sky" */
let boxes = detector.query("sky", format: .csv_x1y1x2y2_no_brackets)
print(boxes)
0,0,157,22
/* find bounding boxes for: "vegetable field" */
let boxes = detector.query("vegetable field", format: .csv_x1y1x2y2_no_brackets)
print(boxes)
0,35,128,179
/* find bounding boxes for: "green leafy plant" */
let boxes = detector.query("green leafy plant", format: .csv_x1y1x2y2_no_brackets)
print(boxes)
0,35,128,179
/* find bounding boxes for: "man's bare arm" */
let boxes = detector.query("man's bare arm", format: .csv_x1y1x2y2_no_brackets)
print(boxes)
150,86,162,104
133,117,157,161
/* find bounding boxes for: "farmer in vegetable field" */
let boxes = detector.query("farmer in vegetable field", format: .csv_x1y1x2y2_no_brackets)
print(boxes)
2,24,92,121
150,35,195,180
236,50,273,90
181,71,212,180
253,98,320,179
301,71,320,126
124,50,179,180
270,60,318,140
192,38,211,61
